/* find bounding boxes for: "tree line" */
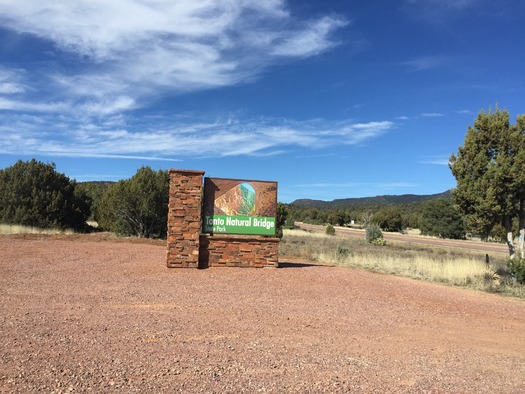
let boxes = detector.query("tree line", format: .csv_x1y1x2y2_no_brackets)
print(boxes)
0,161,169,238
286,197,467,240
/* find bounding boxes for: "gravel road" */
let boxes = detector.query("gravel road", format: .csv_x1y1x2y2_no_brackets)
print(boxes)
1,234,525,393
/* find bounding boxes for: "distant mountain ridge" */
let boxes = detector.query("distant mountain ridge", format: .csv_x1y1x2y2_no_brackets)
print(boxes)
291,190,451,207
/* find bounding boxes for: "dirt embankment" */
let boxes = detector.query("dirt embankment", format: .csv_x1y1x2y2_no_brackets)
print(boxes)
1,234,524,393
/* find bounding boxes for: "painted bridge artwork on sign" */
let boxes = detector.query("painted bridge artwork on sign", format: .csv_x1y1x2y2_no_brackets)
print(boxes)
202,177,278,236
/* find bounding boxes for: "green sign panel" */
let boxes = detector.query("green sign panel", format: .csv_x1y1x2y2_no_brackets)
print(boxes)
203,214,276,235
202,178,277,236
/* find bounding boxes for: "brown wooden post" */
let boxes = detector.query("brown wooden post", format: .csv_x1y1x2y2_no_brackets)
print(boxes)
166,169,205,268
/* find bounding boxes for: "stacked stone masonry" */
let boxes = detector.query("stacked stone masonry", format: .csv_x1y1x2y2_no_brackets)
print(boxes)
199,235,279,268
166,169,205,268
166,169,279,268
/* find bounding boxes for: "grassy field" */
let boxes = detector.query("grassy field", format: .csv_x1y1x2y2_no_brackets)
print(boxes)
280,229,525,298
0,224,75,235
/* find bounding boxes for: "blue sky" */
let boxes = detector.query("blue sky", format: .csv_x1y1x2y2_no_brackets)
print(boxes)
0,0,524,203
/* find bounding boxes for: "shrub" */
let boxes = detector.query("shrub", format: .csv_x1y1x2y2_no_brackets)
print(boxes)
371,238,387,246
366,224,386,245
336,245,352,260
508,257,525,284
0,159,91,231
373,206,403,232
325,224,335,236
419,198,465,239
96,166,169,238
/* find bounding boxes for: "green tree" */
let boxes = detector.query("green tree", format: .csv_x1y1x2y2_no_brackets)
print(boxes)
403,210,422,229
76,181,114,221
419,198,465,239
327,210,347,226
276,202,288,238
0,159,90,230
508,257,525,284
513,114,525,254
96,166,169,238
373,206,403,232
325,223,335,236
450,107,525,256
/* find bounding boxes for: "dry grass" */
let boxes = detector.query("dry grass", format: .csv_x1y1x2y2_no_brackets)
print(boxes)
280,229,524,298
0,224,75,235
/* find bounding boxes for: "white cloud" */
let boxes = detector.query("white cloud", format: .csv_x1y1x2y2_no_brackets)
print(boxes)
0,0,347,114
0,82,24,94
0,68,27,94
0,113,395,159
421,156,450,165
271,16,347,57
394,113,447,121
421,112,444,117
77,96,137,116
341,121,393,144
456,109,472,115
0,97,70,112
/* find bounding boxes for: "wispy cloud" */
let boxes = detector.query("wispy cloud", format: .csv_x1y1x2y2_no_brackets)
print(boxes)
270,16,347,57
394,112,444,120
0,0,347,116
0,68,27,94
402,55,448,72
0,113,395,160
455,109,472,115
421,155,451,166
0,1,355,166
0,97,70,112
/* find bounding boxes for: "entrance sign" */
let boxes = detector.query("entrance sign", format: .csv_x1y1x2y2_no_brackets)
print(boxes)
203,177,277,236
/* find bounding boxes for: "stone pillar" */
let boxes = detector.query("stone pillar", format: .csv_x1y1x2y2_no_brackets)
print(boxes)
166,169,205,268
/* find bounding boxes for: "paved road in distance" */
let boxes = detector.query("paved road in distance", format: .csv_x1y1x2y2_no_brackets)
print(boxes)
294,222,509,256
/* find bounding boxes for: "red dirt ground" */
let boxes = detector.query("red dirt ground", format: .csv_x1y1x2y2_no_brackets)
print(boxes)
1,233,525,393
